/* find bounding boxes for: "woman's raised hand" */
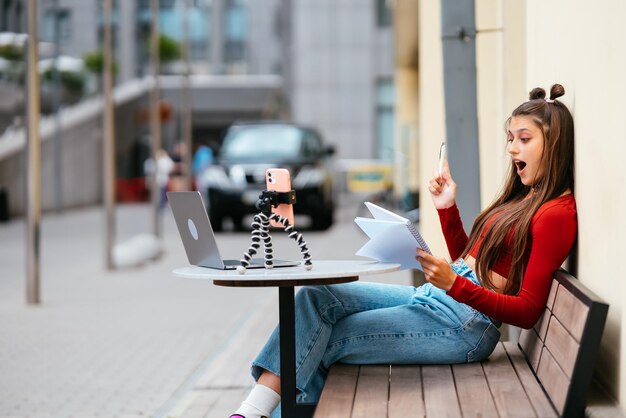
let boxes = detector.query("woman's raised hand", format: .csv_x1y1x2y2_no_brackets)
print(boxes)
428,158,457,209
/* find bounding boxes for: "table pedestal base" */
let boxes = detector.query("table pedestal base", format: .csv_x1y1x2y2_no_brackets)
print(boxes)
279,286,317,418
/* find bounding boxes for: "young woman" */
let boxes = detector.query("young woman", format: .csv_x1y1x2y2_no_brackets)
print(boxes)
230,84,577,418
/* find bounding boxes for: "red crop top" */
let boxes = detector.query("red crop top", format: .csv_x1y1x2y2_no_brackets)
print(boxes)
437,194,577,328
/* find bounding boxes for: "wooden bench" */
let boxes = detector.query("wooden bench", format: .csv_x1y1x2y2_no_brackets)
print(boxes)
314,269,609,418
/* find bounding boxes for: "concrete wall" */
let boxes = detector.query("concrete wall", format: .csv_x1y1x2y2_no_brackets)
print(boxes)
475,0,527,208
291,0,393,159
393,0,420,200
0,99,103,215
418,0,626,410
37,0,98,60
524,0,626,408
247,0,283,75
417,0,447,256
0,79,150,216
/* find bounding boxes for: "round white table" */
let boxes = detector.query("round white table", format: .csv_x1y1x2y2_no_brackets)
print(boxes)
173,260,400,418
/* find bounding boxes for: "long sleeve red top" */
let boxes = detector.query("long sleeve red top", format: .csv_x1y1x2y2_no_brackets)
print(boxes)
438,194,577,329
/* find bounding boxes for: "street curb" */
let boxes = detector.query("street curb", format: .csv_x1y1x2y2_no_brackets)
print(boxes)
154,297,278,418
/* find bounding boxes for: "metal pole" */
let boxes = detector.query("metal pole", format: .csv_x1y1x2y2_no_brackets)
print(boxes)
440,0,481,227
52,0,63,213
26,0,41,304
103,0,116,270
150,0,162,238
181,0,192,190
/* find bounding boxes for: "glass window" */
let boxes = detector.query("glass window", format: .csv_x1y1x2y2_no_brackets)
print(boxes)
43,8,72,42
223,0,247,65
57,9,72,40
224,0,247,41
302,131,322,158
221,125,304,161
376,78,395,162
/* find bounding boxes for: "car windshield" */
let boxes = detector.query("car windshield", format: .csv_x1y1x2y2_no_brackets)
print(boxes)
221,125,303,160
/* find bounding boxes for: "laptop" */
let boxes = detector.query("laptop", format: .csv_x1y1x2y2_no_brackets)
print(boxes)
167,191,299,270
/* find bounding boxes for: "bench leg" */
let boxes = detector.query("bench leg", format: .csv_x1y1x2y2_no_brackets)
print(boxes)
279,286,317,418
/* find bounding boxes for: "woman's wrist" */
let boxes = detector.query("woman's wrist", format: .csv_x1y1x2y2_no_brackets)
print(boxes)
445,273,463,295
436,201,457,211
444,270,458,291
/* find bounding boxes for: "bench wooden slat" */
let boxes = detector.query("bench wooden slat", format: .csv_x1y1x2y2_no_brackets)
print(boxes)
535,310,551,342
352,365,389,418
482,343,537,417
537,347,569,415
529,280,558,346
388,366,424,417
422,365,462,417
547,279,559,311
313,364,359,418
544,316,579,379
552,284,589,342
503,342,557,418
452,362,498,417
519,328,543,371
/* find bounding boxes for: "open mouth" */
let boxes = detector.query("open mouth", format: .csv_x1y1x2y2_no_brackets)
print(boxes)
514,160,527,173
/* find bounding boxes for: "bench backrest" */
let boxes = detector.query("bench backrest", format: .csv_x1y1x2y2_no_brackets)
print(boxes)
518,269,609,418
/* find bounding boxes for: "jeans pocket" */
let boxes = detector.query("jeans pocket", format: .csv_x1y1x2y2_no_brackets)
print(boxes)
466,321,500,363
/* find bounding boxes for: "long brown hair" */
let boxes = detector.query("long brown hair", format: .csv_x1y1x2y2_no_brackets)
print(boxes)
462,84,575,295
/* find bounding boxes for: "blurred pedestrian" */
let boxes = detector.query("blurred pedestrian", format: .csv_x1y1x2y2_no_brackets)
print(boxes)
192,143,214,202
144,149,174,209
169,141,189,192
192,144,213,178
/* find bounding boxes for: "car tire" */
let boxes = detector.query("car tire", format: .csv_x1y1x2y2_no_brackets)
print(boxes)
232,214,246,231
209,207,224,232
311,204,334,231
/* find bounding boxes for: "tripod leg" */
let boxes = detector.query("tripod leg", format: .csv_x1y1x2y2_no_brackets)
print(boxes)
238,213,264,274
260,214,274,268
270,214,313,270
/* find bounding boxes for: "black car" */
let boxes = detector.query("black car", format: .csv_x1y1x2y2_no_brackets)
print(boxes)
199,122,336,231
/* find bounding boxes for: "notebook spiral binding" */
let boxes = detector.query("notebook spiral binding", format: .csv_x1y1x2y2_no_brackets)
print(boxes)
407,223,432,255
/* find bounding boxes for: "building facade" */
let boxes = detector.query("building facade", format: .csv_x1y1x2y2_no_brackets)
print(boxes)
288,0,395,160
29,0,395,161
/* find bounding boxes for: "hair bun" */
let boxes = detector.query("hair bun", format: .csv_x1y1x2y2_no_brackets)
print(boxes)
549,84,565,100
529,87,546,100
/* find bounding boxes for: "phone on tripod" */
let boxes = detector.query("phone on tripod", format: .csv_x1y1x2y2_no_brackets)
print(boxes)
266,168,295,227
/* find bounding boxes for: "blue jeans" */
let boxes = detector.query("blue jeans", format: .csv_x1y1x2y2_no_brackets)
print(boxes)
251,259,501,417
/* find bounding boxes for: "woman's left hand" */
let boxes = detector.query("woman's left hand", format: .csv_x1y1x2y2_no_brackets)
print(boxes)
416,249,457,291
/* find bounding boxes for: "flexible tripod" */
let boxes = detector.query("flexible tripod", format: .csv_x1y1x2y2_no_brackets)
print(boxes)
237,190,313,274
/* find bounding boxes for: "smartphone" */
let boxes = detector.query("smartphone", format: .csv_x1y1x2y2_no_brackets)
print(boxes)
266,168,295,227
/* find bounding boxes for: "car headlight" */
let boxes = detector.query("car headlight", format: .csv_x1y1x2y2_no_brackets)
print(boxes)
292,167,325,188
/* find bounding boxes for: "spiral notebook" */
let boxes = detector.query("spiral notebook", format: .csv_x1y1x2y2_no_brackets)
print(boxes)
354,202,431,271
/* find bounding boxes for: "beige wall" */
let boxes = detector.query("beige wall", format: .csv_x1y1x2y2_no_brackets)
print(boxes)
418,0,626,410
475,0,527,207
393,1,421,200
417,0,448,257
525,0,626,407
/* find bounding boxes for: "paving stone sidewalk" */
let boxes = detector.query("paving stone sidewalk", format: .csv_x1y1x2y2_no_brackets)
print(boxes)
0,204,274,418
0,200,411,418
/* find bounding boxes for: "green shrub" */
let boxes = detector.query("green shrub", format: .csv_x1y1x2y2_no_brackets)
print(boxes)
0,44,23,61
83,50,119,74
42,68,86,94
159,33,180,63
